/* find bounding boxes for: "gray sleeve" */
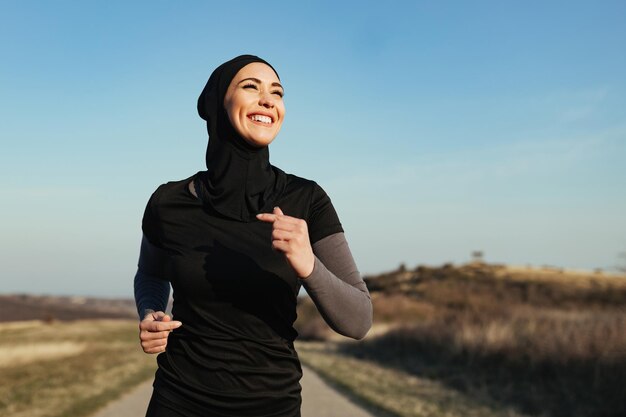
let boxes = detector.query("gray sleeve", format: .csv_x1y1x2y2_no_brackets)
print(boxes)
133,235,171,319
300,232,372,340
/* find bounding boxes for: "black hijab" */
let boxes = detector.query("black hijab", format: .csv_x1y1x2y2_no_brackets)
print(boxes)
194,55,287,222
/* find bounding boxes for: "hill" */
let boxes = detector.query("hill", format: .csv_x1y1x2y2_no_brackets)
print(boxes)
366,262,626,313
0,294,137,322
295,263,626,417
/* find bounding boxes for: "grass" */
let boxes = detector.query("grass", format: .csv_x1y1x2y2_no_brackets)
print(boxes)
296,341,527,417
0,341,87,368
295,263,626,417
0,319,157,417
340,307,626,417
2,263,623,417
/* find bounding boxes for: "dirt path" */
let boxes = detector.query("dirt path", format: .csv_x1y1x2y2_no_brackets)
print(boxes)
300,365,375,417
90,365,375,417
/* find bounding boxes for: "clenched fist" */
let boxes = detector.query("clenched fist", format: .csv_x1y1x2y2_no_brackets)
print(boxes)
256,206,315,279
139,311,182,354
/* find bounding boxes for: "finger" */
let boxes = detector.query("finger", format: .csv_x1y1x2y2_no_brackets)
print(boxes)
257,210,302,226
273,206,284,216
275,219,309,235
142,339,169,349
272,239,290,253
256,213,278,223
274,213,302,224
147,311,167,321
272,229,294,241
140,319,177,331
159,314,172,322
144,343,167,354
142,320,182,332
140,330,171,340
271,219,295,232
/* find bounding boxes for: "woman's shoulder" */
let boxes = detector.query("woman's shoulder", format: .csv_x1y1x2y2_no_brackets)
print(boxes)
282,171,326,196
145,172,200,206
282,172,336,212
281,172,343,243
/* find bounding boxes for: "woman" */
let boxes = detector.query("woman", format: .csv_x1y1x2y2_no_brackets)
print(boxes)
134,54,372,417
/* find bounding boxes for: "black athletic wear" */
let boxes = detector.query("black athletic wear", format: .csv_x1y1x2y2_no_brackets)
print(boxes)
136,54,371,417
140,172,347,416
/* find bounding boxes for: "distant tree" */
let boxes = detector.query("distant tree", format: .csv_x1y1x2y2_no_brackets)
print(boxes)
397,263,407,272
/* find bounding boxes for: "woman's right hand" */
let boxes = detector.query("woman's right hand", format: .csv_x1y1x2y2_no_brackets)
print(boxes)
139,311,182,354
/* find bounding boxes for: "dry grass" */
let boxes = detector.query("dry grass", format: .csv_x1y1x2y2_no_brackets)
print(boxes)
0,319,157,417
296,263,626,417
499,265,626,287
0,341,87,368
0,320,46,331
342,307,626,415
297,341,528,417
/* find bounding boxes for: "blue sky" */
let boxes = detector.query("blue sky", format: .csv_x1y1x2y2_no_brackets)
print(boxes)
1,1,625,297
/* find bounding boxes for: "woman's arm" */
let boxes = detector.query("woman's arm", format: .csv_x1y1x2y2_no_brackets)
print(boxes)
134,234,181,354
301,232,372,340
133,268,170,320
133,235,171,319
256,207,372,340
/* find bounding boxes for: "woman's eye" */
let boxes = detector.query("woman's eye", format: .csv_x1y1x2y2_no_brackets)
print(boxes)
242,83,282,97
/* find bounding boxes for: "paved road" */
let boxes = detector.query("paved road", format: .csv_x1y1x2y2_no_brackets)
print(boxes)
91,365,374,417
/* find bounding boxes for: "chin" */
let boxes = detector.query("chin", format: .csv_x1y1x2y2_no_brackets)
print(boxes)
243,139,272,148
244,134,277,148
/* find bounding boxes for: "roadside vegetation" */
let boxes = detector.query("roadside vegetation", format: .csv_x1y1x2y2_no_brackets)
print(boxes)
2,263,624,417
0,320,156,417
295,263,626,417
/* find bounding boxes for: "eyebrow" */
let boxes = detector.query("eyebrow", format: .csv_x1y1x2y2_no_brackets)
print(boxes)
238,77,283,89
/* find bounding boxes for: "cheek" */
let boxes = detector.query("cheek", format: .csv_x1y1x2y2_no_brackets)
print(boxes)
224,109,246,138
224,94,247,123
223,100,235,122
225,106,246,132
226,110,238,131
277,105,286,123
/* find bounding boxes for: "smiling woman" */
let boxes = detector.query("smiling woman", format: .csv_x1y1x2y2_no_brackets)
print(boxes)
133,54,373,417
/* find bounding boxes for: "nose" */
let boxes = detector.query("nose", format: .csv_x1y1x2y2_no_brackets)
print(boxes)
258,91,275,109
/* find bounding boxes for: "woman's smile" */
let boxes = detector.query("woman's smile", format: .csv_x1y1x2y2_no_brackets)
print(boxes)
247,112,274,125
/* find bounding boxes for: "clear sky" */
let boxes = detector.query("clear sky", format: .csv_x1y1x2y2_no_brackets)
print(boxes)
1,1,625,297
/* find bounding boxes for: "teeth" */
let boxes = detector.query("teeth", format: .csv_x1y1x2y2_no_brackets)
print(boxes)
250,114,272,124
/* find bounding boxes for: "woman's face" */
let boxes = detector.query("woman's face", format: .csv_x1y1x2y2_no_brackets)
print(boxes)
223,62,285,148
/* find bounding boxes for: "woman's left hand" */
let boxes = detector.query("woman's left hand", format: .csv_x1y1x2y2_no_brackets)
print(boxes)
256,207,315,278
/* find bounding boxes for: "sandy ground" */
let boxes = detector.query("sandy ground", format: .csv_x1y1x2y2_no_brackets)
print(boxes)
90,365,375,417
